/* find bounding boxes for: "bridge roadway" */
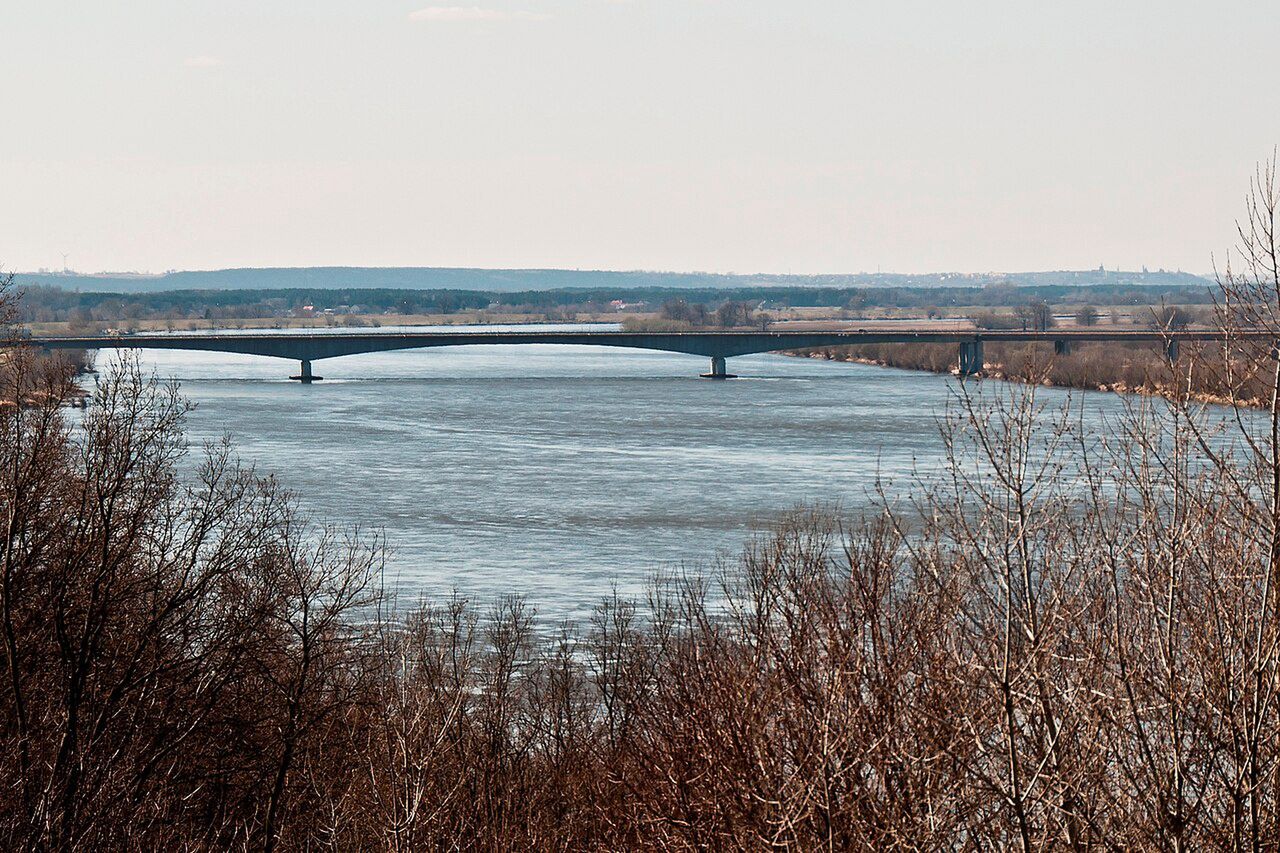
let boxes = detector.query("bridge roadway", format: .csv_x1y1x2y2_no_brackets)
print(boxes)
25,328,1264,381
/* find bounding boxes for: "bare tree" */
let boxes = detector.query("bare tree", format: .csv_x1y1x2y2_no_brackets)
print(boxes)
1075,304,1100,326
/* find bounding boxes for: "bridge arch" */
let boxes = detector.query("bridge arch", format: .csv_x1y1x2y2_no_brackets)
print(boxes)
28,328,1231,382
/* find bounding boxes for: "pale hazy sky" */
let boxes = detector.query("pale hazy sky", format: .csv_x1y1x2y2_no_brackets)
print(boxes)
2,1,1277,275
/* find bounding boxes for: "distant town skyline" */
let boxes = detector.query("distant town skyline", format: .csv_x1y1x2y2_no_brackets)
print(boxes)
2,1,1277,275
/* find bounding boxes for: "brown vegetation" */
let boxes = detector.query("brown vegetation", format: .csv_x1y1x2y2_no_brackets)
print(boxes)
8,340,1280,848
0,279,89,408
7,166,1280,848
622,298,770,332
800,331,1273,407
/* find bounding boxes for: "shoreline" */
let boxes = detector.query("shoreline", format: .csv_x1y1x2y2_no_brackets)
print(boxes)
24,318,1267,410
794,347,1266,409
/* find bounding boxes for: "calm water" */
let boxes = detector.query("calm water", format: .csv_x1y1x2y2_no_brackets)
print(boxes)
100,324,1129,621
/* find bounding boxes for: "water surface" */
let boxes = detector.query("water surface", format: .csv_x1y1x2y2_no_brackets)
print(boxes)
107,324,1130,620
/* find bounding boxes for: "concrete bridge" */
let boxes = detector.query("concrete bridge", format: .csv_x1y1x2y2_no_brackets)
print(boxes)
25,328,1262,382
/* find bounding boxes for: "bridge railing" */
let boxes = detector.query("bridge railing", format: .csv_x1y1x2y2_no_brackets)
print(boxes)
23,328,1272,382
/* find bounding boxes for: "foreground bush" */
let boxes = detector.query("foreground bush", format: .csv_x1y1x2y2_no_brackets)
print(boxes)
7,167,1280,849
6,347,1280,849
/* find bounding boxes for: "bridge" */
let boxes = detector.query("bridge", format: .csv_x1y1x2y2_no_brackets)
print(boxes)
25,328,1261,382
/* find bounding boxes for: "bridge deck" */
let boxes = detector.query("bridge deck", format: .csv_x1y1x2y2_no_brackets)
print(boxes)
21,327,1269,380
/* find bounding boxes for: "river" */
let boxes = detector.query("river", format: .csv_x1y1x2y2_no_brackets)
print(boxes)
103,323,1132,621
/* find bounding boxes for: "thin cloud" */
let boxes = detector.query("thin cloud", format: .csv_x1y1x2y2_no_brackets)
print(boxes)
183,56,223,68
408,6,549,22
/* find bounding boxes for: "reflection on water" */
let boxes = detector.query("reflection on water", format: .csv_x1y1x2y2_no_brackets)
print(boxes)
97,324,1131,621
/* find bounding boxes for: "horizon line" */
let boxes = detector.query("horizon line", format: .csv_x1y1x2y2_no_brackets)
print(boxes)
13,265,1209,280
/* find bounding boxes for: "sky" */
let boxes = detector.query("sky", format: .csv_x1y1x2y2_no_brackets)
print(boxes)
2,1,1278,275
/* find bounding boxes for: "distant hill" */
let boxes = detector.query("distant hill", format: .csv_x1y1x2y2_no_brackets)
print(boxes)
10,267,1212,295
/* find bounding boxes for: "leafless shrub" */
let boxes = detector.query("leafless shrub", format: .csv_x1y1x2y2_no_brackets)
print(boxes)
8,161,1280,848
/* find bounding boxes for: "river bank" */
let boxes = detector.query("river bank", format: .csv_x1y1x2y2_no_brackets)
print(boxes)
794,340,1270,408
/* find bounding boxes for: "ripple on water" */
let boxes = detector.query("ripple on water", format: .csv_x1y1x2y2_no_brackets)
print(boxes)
99,329,1133,622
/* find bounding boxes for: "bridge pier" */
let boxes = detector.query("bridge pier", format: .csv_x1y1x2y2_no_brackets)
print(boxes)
700,356,737,379
35,331,1265,382
289,360,323,383
958,340,984,376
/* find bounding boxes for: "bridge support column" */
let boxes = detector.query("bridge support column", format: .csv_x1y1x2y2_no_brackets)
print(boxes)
1164,340,1179,362
700,356,737,379
290,360,323,383
958,341,984,377
1053,339,1072,357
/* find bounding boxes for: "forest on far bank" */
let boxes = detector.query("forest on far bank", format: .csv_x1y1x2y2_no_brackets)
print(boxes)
11,266,1210,295
6,238,1280,846
11,279,1215,330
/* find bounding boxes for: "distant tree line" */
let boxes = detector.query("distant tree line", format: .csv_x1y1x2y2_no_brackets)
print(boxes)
9,265,1211,295
7,251,1280,846
6,166,1280,849
12,281,1216,328
655,298,768,329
